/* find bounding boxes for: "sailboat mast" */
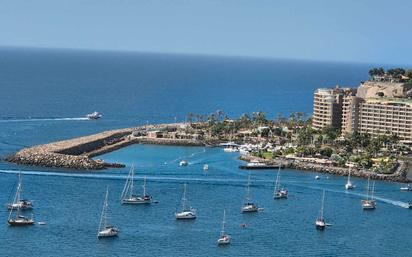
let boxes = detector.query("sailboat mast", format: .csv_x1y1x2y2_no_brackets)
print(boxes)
182,183,187,210
143,176,147,196
347,169,351,183
320,190,325,219
221,209,226,236
366,177,370,200
371,180,375,200
130,166,134,198
104,188,109,228
246,175,251,202
274,167,280,194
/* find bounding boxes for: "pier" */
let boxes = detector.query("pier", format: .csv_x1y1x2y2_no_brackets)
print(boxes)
6,123,205,170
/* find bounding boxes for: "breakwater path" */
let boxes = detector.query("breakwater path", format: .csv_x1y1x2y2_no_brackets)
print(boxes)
6,124,205,170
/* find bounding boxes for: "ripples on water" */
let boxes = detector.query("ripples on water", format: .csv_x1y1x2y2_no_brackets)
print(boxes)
0,145,411,257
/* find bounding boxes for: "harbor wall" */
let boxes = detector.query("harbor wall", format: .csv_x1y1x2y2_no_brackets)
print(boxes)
239,155,410,183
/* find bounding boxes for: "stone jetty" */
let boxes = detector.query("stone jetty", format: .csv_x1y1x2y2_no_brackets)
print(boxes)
239,155,410,183
6,123,206,170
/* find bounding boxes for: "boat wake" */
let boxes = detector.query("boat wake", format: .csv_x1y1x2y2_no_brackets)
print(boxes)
0,117,89,123
0,169,410,208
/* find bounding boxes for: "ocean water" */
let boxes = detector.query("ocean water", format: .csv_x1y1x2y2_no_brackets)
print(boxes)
0,47,411,256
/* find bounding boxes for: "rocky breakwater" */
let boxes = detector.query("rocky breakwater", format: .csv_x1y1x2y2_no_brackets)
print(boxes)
239,155,410,183
7,128,135,170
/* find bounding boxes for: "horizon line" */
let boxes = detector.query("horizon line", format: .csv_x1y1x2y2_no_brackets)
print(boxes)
0,44,406,67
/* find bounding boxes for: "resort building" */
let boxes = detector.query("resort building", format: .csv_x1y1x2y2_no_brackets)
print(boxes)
312,87,354,130
314,81,412,144
358,98,412,143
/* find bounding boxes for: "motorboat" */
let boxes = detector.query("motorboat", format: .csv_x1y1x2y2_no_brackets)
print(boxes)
203,164,209,171
400,184,412,191
97,187,119,238
315,190,326,230
121,166,152,204
175,184,196,220
86,111,102,120
179,160,188,167
315,176,320,180
223,147,239,152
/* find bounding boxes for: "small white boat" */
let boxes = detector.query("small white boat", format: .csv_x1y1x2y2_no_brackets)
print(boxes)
97,187,119,238
217,209,231,246
400,184,412,191
179,160,188,167
315,175,320,180
345,169,355,190
203,164,209,171
223,147,239,152
120,166,152,204
86,111,102,120
362,178,376,210
315,190,326,230
241,175,259,213
273,166,288,199
175,184,196,220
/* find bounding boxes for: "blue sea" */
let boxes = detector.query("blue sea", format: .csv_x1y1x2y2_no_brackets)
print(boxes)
0,47,411,256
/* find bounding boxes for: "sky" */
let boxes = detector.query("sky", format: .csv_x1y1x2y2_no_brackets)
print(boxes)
0,0,411,65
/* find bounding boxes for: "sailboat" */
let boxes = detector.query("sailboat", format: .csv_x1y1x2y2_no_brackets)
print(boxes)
97,187,119,238
175,183,197,219
241,175,259,213
121,166,152,204
217,209,231,245
315,189,326,230
361,177,376,210
7,173,34,226
7,172,33,210
203,164,209,171
345,169,355,190
273,166,288,199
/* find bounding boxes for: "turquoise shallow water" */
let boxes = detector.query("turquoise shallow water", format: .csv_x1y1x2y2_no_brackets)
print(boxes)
0,48,410,256
0,145,411,257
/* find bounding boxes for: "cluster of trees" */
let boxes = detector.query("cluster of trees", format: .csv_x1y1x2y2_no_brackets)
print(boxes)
368,67,412,80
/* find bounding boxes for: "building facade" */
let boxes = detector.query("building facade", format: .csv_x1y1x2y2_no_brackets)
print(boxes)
313,82,412,144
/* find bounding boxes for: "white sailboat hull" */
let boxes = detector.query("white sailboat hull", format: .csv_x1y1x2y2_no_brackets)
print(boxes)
98,227,119,238
241,203,258,213
175,210,197,219
121,196,152,204
217,235,231,245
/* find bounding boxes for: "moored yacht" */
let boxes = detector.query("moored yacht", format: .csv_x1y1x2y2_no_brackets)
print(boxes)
361,177,376,210
175,183,196,220
120,166,152,204
7,173,35,226
217,209,231,246
315,190,326,230
241,175,259,213
98,187,119,238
